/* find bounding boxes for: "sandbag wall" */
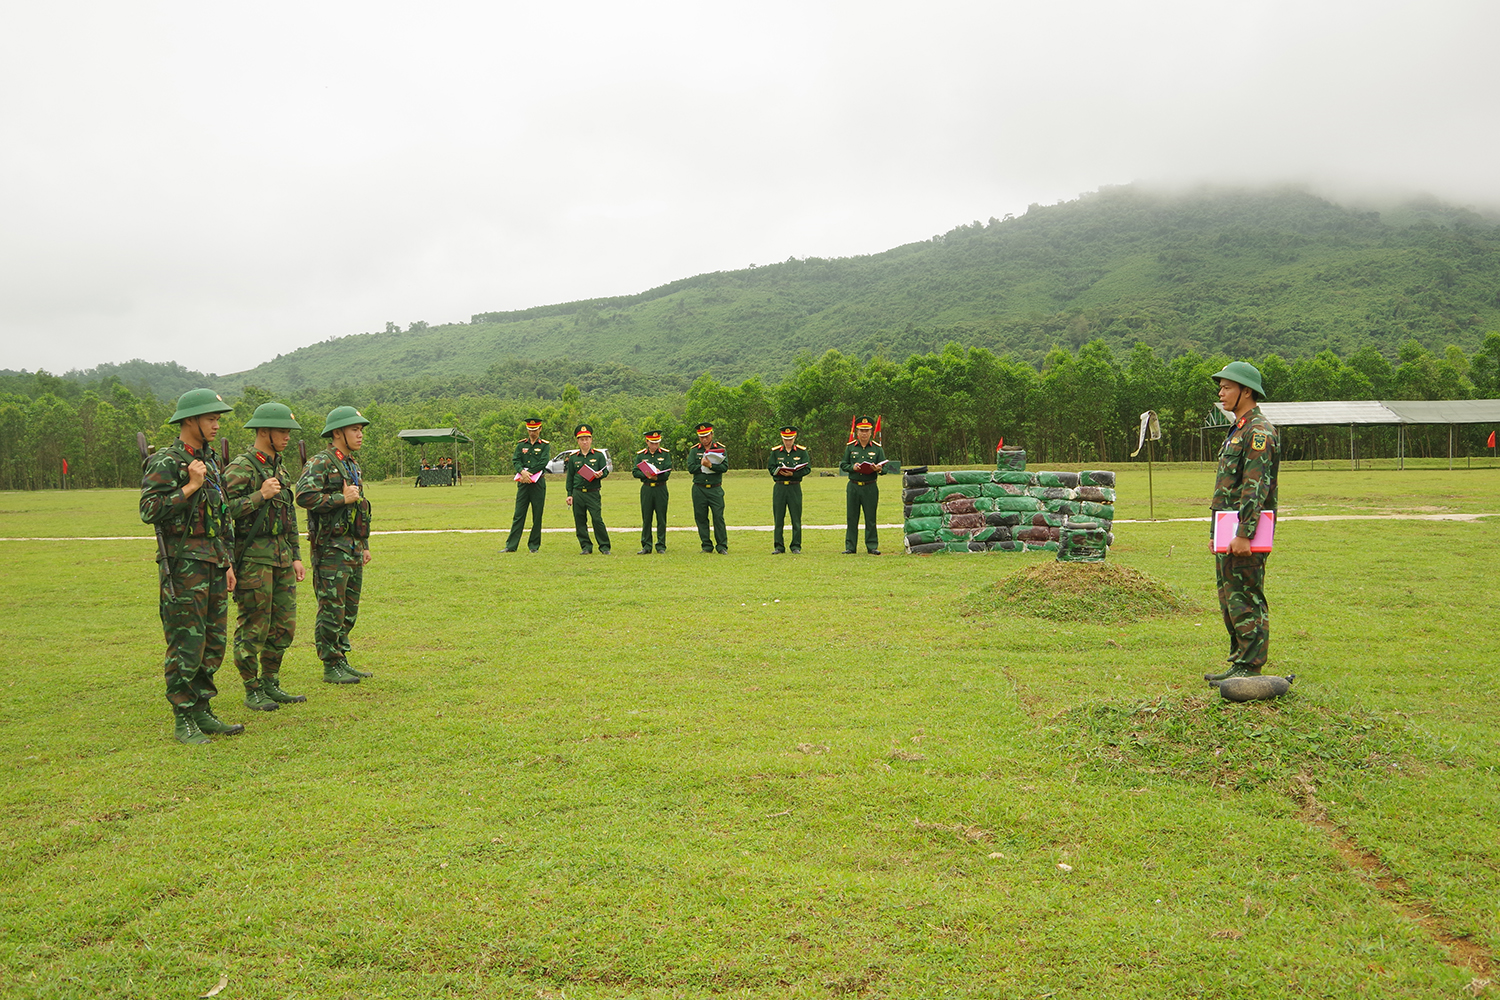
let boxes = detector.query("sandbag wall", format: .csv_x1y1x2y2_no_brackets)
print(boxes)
902,468,1116,555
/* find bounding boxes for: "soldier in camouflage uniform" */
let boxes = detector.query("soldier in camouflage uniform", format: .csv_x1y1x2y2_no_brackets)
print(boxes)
1206,361,1280,682
295,406,374,684
139,388,245,744
225,402,308,711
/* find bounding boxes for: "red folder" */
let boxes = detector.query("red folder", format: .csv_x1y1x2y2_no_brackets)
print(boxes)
1213,510,1275,553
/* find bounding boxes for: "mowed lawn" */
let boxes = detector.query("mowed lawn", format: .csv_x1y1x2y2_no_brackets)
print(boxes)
0,464,1496,999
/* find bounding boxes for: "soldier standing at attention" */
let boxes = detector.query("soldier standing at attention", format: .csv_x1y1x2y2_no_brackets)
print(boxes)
687,422,729,554
564,424,611,554
1206,362,1280,682
633,429,673,554
506,417,549,553
139,388,244,744
840,416,888,555
225,403,308,712
767,425,810,554
295,406,374,684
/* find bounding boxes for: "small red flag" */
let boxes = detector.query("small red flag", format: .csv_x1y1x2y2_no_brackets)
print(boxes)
846,414,857,445
996,438,1004,452
62,458,68,475
872,415,882,444
1489,430,1496,448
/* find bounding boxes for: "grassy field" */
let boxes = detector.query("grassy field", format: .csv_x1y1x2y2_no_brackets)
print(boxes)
1,464,1496,998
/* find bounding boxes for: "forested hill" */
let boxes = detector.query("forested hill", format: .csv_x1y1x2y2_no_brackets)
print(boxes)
59,185,1500,398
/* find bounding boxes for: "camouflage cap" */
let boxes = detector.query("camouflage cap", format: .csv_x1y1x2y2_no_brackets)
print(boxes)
321,405,371,438
1211,361,1267,400
169,388,233,424
243,401,302,430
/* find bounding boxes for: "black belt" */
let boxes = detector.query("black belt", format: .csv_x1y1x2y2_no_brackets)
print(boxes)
698,482,719,487
776,480,800,485
853,480,873,486
575,487,596,493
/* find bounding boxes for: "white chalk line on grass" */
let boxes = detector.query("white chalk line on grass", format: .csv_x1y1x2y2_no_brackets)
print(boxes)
4,511,1496,543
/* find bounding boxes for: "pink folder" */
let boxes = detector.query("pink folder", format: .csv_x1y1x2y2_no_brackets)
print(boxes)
1213,510,1275,553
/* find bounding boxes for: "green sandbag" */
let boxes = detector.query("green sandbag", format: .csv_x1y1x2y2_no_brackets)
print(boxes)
1057,525,1108,563
1079,470,1115,487
1035,471,1081,488
937,527,978,541
988,539,1024,552
908,503,943,519
1026,486,1077,501
908,541,948,555
996,450,1027,472
983,511,1022,527
922,472,951,486
947,469,996,485
905,516,942,533
1078,501,1115,519
1076,485,1117,503
943,541,972,553
941,496,978,515
1015,526,1061,544
1024,540,1061,552
971,525,1012,542
1062,518,1109,531
1044,499,1078,515
903,473,929,489
987,495,1041,511
903,487,937,504
971,497,996,512
936,484,982,500
1027,512,1065,527
944,512,985,529
905,530,938,546
995,471,1035,485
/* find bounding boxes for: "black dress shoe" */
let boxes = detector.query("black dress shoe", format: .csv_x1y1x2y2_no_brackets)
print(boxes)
637,548,651,555
789,547,800,554
868,550,881,555
772,547,785,555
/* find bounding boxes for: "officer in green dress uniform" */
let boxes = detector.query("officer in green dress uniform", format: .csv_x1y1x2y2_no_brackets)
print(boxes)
687,421,729,554
564,424,611,554
840,415,888,554
1205,362,1280,683
139,388,245,744
224,402,307,712
633,429,673,554
506,417,549,553
295,406,374,684
767,425,810,554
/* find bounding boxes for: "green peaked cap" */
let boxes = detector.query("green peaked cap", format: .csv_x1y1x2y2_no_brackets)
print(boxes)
321,405,371,438
1210,361,1266,400
170,388,233,423
244,402,302,430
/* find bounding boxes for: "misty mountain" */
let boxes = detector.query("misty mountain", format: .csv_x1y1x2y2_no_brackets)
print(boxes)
49,184,1500,399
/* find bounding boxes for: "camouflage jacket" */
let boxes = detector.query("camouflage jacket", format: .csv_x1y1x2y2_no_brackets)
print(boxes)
224,447,302,567
138,439,235,567
1211,406,1280,538
295,446,371,552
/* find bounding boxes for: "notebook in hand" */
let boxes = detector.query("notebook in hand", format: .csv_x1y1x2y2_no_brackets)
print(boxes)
1213,510,1275,553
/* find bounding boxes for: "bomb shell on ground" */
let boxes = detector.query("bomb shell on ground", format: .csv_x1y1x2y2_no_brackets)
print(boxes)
1215,675,1296,702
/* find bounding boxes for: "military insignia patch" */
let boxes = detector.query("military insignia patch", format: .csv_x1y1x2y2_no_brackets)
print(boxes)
1251,430,1267,451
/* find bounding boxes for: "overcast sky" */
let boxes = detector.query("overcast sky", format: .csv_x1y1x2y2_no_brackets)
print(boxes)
3,0,1496,377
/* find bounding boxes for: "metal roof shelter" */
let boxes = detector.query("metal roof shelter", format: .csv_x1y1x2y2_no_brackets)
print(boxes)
396,427,474,482
1204,399,1500,469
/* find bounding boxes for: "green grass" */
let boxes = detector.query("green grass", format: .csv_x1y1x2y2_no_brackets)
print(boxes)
0,472,1496,998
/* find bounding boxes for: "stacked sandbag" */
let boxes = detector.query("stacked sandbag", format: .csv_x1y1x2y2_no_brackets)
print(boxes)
996,448,1027,472
903,468,1115,556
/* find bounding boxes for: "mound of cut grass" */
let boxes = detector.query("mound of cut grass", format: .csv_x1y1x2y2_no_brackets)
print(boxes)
965,561,1194,624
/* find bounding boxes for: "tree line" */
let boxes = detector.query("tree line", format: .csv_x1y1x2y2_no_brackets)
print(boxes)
3,334,1497,491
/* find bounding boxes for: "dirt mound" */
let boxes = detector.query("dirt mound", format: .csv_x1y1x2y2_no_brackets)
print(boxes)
967,562,1193,624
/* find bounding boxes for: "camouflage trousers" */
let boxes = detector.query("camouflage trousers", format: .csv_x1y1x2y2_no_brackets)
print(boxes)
1216,552,1270,670
313,545,363,665
159,557,228,709
233,561,297,680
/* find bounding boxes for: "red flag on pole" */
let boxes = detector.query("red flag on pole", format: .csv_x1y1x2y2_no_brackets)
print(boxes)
1489,430,1496,448
61,458,68,475
872,415,882,444
846,414,857,444
995,438,1004,452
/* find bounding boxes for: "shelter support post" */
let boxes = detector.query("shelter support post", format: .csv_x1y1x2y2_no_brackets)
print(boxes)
1448,424,1453,471
1349,424,1355,471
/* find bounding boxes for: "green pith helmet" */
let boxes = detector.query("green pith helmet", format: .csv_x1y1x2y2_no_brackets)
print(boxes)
170,388,234,424
243,402,302,430
321,405,371,438
1210,361,1267,400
